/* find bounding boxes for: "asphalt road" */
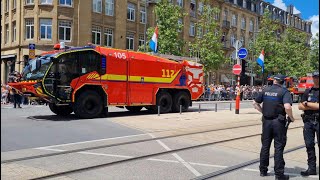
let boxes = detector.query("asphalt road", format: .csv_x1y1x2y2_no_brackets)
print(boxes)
1,101,253,152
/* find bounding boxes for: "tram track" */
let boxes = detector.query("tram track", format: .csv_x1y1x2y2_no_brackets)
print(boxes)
22,125,303,180
2,121,264,164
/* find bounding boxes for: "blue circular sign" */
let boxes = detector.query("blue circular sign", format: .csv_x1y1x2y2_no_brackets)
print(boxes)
238,48,248,59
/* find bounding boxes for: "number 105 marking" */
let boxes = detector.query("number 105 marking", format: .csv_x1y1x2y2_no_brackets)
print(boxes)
162,69,175,77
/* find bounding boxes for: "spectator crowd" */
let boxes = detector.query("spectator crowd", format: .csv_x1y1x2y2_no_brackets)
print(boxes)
201,84,266,101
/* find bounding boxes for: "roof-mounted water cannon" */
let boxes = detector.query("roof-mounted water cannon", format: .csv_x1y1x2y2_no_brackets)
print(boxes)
60,42,66,51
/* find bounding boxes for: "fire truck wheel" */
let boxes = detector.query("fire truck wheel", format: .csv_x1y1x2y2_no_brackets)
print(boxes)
172,91,190,112
49,103,73,116
125,106,143,112
74,90,103,119
156,91,173,113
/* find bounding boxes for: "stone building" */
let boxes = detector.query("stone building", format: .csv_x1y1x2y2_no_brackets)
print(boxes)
1,0,312,84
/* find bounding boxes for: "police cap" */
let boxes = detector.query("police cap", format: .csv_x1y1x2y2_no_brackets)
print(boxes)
312,71,319,77
273,74,286,81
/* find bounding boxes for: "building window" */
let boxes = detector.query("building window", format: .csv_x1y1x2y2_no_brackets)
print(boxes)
197,27,202,38
241,17,246,30
59,0,72,6
140,7,146,24
25,0,34,5
59,20,72,42
105,0,114,16
139,34,145,46
13,0,16,9
231,14,237,27
243,0,246,8
177,0,183,7
40,19,52,40
189,22,195,36
223,9,228,21
230,33,236,46
249,19,253,32
25,19,34,40
92,26,101,45
126,33,134,50
104,28,113,47
214,12,219,20
41,0,52,4
5,0,9,12
190,0,196,17
127,3,135,21
240,36,244,46
12,22,16,42
93,0,102,13
5,24,9,44
198,2,203,14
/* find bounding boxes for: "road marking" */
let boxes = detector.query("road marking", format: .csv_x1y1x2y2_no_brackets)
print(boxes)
189,162,228,168
78,152,133,159
148,133,201,177
34,133,148,149
243,168,319,179
148,158,180,163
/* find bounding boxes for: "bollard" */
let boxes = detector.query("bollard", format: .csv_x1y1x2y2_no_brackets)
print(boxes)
180,105,182,114
230,103,232,111
158,106,160,116
198,104,201,113
215,103,217,112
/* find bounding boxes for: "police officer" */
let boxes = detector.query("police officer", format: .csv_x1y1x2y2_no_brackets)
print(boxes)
298,71,319,176
253,74,295,180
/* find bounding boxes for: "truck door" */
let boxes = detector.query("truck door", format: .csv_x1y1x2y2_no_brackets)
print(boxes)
42,52,80,102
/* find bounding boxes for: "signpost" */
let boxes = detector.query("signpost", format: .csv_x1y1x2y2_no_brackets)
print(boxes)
29,43,35,60
232,64,242,75
238,48,248,59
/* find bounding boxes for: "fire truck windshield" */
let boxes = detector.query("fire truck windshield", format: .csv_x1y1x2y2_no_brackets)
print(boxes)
21,54,55,81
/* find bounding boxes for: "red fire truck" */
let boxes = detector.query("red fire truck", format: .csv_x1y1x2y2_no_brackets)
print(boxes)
292,75,314,102
9,45,204,118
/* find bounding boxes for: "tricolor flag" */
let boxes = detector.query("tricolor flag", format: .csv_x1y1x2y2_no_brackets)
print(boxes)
256,50,265,73
149,26,158,53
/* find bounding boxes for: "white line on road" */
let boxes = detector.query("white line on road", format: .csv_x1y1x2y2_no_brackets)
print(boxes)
34,133,148,149
35,147,317,179
148,133,201,177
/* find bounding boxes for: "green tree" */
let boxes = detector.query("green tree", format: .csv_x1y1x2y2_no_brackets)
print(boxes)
251,9,282,76
278,27,312,77
138,0,185,55
309,33,319,71
189,2,226,72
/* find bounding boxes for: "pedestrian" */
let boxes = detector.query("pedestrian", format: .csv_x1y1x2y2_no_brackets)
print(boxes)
298,71,319,176
253,74,295,180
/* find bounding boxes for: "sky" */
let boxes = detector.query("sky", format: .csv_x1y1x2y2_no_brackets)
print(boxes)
264,0,319,38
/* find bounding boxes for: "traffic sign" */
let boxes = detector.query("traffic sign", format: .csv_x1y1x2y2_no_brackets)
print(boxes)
29,43,35,50
232,64,242,75
237,48,248,59
29,50,35,59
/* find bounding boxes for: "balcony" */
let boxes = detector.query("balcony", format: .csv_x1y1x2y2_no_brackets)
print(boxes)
222,20,231,29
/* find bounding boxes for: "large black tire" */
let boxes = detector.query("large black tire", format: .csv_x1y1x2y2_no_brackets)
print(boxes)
125,106,143,112
156,91,172,113
172,91,190,112
73,90,103,119
49,103,73,116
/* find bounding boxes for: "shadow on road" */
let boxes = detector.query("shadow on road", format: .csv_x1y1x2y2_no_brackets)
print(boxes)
26,108,216,121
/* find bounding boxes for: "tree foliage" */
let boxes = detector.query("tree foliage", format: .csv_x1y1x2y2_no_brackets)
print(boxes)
138,0,185,55
189,2,226,72
309,33,319,71
251,9,312,77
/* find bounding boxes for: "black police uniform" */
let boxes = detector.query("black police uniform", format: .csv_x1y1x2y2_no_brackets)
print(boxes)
300,73,319,176
254,75,292,179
